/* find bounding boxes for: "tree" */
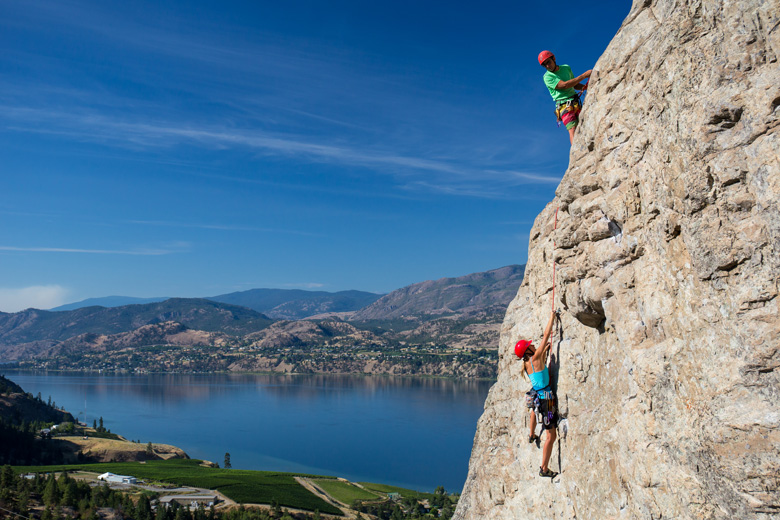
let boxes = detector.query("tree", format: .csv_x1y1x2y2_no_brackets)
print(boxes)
62,481,77,507
224,452,232,469
155,501,168,520
174,505,189,520
136,495,153,520
93,419,97,429
98,417,104,432
0,487,11,506
146,442,155,457
0,465,14,489
43,475,60,506
16,489,29,516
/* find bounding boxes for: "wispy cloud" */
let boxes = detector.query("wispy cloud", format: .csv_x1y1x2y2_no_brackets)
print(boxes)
1,1,565,200
126,220,323,237
0,245,179,255
3,106,561,198
0,285,68,312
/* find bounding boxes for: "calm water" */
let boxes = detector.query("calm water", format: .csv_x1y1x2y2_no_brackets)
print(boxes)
4,372,492,493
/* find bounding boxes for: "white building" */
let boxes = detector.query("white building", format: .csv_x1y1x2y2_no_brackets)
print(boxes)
158,495,217,509
97,472,138,484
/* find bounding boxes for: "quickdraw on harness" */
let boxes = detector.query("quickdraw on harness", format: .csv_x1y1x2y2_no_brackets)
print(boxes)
525,387,558,427
555,79,588,127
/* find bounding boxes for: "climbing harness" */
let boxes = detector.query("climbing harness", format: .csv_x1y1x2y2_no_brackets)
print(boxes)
555,97,582,127
525,386,558,427
555,79,589,127
538,389,557,427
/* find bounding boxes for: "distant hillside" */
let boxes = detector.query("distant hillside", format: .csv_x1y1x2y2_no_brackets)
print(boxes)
51,296,169,311
0,299,273,360
208,288,383,320
350,265,524,321
2,266,520,376
52,289,383,320
0,374,76,465
0,374,75,426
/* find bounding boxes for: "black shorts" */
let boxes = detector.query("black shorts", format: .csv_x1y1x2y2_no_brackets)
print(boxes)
536,387,558,430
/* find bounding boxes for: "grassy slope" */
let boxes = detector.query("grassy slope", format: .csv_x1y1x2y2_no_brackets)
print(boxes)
358,482,438,501
311,479,379,504
14,459,342,515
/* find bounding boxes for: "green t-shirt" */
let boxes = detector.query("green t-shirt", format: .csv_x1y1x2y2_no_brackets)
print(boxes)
543,64,578,103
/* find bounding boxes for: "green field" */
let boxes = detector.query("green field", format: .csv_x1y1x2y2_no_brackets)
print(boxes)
358,482,440,501
14,459,342,515
311,479,379,505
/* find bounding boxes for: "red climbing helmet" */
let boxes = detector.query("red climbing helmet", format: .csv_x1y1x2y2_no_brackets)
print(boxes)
514,340,533,358
538,50,554,66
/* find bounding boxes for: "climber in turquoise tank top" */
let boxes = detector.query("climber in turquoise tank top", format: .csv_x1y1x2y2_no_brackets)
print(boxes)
514,308,559,479
528,360,550,391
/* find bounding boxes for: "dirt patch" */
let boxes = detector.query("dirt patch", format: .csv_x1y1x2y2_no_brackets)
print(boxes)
54,436,189,463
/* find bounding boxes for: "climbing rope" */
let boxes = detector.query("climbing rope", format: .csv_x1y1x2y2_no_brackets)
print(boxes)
550,207,564,445
548,207,559,367
552,207,558,313
579,79,590,97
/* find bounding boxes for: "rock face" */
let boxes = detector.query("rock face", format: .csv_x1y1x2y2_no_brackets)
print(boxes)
455,1,779,519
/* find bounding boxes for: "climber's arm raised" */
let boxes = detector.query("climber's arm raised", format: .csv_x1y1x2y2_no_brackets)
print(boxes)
532,309,556,364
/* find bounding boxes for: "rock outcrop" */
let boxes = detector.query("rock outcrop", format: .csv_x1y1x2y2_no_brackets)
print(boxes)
455,1,779,519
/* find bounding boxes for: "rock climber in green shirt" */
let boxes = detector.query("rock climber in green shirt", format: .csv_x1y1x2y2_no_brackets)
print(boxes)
539,50,592,144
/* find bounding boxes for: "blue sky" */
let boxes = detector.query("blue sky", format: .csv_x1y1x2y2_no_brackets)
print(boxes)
0,0,629,311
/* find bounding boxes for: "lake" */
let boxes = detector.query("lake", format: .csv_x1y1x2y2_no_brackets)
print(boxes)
4,371,492,493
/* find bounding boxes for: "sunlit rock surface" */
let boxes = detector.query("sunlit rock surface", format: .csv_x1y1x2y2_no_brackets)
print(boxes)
454,0,779,518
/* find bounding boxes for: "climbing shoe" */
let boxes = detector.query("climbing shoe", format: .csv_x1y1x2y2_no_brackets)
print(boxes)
539,467,558,478
528,434,539,444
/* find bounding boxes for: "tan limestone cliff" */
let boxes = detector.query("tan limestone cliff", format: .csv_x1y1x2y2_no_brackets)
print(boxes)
454,0,779,518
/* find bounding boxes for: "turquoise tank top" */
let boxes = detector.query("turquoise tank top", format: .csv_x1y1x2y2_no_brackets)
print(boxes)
529,363,550,391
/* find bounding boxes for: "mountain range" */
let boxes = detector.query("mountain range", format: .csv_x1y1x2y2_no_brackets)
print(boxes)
209,289,383,320
52,289,384,321
1,265,525,370
351,265,523,321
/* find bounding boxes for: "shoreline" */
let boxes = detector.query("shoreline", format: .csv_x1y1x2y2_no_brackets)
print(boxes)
0,366,498,382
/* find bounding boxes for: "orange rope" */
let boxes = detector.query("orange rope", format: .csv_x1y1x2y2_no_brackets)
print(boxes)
546,207,559,368
552,207,558,312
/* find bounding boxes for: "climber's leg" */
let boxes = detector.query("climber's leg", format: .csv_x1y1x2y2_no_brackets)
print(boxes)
541,426,557,472
529,410,538,442
561,103,581,145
